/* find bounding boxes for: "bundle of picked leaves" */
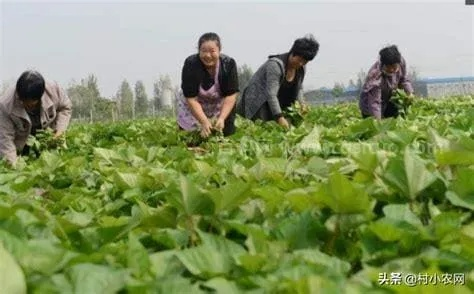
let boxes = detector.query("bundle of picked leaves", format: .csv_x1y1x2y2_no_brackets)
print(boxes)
391,88,414,116
26,128,66,154
284,101,308,127
183,118,225,147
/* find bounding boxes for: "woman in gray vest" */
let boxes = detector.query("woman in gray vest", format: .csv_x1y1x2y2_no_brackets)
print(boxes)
237,34,319,128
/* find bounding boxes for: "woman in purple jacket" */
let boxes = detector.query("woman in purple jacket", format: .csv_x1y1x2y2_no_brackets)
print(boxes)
359,45,414,119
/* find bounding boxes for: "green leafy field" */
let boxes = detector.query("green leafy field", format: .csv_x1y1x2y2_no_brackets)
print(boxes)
1,96,473,293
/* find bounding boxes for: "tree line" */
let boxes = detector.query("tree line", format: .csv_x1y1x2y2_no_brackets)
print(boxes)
0,65,254,123
66,74,176,123
0,65,417,123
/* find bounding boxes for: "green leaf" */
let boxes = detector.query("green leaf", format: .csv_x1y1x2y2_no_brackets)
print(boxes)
149,250,185,278
386,129,418,147
0,204,16,221
436,150,474,166
285,188,315,212
39,151,64,171
293,249,351,276
273,211,327,250
0,243,27,294
209,180,251,213
383,147,437,199
0,230,27,258
113,172,139,190
127,277,203,294
305,156,329,178
238,253,267,273
445,167,474,210
224,222,269,255
446,192,474,211
349,119,377,140
428,128,450,150
317,172,371,214
136,201,177,229
460,222,474,255
31,273,73,294
297,126,322,154
249,158,287,181
175,246,231,278
197,230,247,261
68,263,127,294
193,160,216,178
251,186,285,215
432,212,463,241
20,240,79,275
420,247,474,273
57,209,94,233
277,275,342,294
369,218,418,242
93,148,123,164
10,175,33,193
127,232,151,278
175,231,246,279
382,204,424,228
342,142,379,173
202,277,242,294
166,175,215,216
435,136,474,166
403,148,438,198
151,229,190,249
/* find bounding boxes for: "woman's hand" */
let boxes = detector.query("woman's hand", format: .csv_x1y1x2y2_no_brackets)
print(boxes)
277,116,290,129
214,117,225,132
300,102,310,115
200,120,213,138
53,130,63,139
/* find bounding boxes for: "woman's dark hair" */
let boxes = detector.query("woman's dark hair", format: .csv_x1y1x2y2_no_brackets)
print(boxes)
289,34,319,61
379,45,401,66
198,32,221,51
16,70,45,101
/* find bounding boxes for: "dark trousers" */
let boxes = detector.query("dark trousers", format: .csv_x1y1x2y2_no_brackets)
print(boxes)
20,127,41,157
250,102,291,122
179,105,236,137
362,100,400,119
222,106,236,136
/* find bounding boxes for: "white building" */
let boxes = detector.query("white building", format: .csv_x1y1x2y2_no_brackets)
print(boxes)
415,76,474,98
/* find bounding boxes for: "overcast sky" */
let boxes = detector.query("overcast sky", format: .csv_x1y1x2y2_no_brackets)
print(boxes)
1,0,472,97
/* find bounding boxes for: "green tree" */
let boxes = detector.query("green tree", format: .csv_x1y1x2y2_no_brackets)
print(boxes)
134,80,148,117
86,74,100,121
152,75,174,114
67,74,101,122
117,80,134,120
348,79,356,89
356,69,367,94
332,82,345,97
68,75,118,122
95,97,117,122
86,75,100,100
67,82,89,121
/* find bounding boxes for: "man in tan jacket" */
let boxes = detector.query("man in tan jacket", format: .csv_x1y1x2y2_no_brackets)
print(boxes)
0,70,72,165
